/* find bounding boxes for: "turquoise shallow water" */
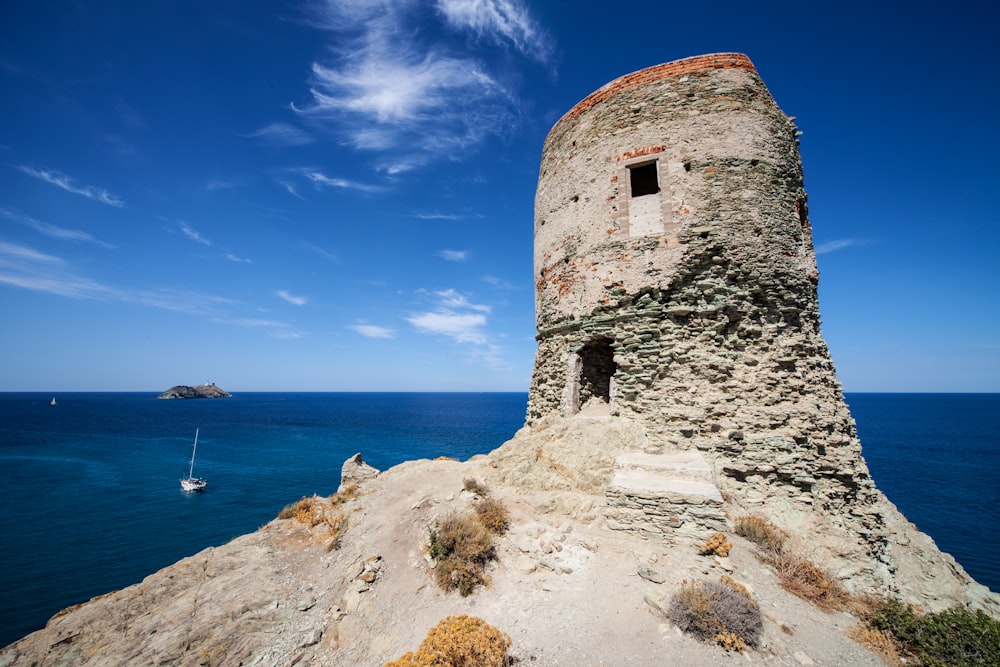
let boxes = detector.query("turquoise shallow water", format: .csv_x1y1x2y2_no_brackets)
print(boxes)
0,392,996,646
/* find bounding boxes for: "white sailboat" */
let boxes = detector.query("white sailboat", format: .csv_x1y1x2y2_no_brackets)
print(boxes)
50,397,56,406
180,428,207,492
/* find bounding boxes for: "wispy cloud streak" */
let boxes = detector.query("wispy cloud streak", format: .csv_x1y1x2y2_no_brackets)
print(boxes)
436,0,554,62
815,238,866,255
276,289,308,306
246,122,315,146
178,221,211,246
16,165,124,207
0,240,301,336
438,249,468,262
293,0,551,169
0,208,114,248
299,169,381,193
350,323,395,338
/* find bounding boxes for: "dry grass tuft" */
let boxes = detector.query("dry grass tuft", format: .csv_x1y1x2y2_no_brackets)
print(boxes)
383,614,513,667
733,515,849,612
329,484,358,505
277,494,349,549
699,532,732,557
734,515,785,551
462,477,490,496
474,497,510,535
847,625,904,667
428,512,496,596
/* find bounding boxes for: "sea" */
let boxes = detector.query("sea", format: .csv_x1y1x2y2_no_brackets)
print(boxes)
0,392,996,647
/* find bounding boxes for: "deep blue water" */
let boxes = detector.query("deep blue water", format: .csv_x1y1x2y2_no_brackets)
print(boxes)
0,392,996,647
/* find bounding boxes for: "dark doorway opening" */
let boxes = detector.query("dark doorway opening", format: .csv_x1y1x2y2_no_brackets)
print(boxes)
578,337,617,405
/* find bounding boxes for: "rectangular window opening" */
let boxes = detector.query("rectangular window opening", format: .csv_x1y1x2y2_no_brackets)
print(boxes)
629,161,659,197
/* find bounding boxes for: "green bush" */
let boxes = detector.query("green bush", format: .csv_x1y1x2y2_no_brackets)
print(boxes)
861,597,1000,667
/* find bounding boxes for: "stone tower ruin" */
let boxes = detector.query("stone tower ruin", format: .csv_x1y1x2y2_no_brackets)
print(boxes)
524,54,995,606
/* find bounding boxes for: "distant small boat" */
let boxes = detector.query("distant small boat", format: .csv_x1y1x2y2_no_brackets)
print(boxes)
50,397,56,406
180,428,207,492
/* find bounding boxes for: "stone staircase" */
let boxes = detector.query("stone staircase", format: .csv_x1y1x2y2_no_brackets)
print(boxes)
605,451,726,541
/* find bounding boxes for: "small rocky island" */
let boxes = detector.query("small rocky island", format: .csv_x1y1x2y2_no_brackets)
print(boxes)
157,383,231,399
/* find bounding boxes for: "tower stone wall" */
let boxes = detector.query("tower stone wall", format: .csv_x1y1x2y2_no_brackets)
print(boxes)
527,54,892,583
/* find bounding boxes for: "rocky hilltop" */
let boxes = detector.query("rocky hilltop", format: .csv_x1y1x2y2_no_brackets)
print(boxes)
157,384,231,400
2,419,996,666
6,55,997,665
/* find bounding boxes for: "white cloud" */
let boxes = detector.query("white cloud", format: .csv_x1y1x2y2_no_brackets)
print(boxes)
407,310,487,344
0,208,114,248
815,238,865,255
303,242,341,263
435,288,490,312
276,289,308,306
276,179,303,199
417,212,463,220
439,249,468,262
16,165,124,207
178,221,211,246
225,253,252,263
300,169,381,193
205,178,242,191
483,274,515,289
406,288,493,344
0,241,303,335
211,317,305,339
0,240,63,265
246,122,314,146
292,0,548,167
436,0,554,62
350,323,395,338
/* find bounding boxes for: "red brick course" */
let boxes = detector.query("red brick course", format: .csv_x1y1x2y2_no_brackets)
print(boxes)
563,53,756,121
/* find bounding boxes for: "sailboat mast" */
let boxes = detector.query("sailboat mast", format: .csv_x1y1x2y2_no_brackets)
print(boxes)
189,428,199,478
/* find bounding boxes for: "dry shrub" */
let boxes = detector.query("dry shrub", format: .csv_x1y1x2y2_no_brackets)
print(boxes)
847,625,904,667
734,515,785,551
734,515,848,612
276,495,326,526
474,497,510,535
699,532,732,557
277,494,349,548
463,478,490,496
383,615,513,667
329,484,358,505
429,512,496,596
667,577,762,651
715,631,745,653
765,545,850,612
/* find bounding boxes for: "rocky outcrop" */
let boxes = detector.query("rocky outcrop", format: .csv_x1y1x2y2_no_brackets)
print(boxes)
339,453,380,492
157,384,231,399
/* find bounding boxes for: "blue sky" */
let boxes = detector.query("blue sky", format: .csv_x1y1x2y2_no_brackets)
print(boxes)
1,0,997,392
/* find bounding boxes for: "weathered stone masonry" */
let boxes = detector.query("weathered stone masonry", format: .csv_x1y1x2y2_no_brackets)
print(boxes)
526,54,890,581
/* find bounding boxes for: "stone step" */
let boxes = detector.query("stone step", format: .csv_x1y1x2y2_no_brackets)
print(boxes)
605,451,726,541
